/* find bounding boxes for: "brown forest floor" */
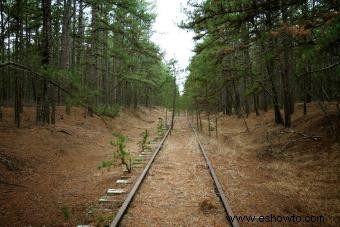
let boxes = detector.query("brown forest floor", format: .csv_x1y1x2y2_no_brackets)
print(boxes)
197,103,339,226
0,103,339,226
0,106,163,226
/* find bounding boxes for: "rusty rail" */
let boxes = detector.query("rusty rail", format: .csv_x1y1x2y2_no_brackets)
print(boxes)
110,126,171,227
188,120,240,227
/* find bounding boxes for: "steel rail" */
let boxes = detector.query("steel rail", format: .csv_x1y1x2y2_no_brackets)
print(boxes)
188,120,240,227
110,126,171,227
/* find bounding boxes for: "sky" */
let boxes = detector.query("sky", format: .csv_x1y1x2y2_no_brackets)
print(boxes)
150,0,196,93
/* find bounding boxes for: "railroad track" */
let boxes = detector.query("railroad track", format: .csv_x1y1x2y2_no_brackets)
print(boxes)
109,118,239,227
188,120,239,227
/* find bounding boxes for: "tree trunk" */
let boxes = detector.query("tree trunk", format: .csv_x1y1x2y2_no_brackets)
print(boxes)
196,109,199,130
165,107,167,125
253,93,260,116
14,78,20,127
0,1,4,121
208,112,211,136
215,116,218,138
60,0,71,68
170,77,176,131
199,111,202,131
281,3,293,127
269,73,284,125
232,80,241,116
60,0,72,115
264,12,284,125
90,3,99,106
243,76,249,117
14,0,24,127
224,83,232,115
37,0,52,125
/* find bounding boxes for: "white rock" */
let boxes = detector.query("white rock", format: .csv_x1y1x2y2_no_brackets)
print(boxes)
107,188,125,195
116,179,130,184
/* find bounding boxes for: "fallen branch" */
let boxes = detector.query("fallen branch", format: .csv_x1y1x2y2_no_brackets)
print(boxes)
281,129,323,141
0,180,26,188
280,130,323,151
57,129,72,135
0,154,18,171
297,61,340,78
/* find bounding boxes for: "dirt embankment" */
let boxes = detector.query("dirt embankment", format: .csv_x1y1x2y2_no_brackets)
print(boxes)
197,103,339,226
0,106,164,226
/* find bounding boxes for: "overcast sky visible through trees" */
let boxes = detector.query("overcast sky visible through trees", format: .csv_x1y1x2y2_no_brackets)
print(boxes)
150,0,197,93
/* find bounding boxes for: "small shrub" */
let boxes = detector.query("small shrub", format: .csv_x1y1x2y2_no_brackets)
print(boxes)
97,160,113,170
157,118,164,137
112,134,132,173
139,129,150,152
61,206,71,221
95,104,120,118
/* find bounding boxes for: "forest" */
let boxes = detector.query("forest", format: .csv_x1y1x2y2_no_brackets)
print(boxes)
0,0,177,127
0,0,339,226
182,0,339,131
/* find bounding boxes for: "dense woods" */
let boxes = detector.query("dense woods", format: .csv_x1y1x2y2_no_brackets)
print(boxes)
181,0,339,130
0,0,177,127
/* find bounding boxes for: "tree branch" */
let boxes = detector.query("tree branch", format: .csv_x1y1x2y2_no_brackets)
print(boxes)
297,62,340,78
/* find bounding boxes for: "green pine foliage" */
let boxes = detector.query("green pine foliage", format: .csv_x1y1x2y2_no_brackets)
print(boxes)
181,0,340,125
112,134,132,173
139,129,150,152
0,0,179,126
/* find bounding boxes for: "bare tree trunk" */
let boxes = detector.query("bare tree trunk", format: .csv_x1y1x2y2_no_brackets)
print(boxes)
71,0,77,65
199,111,202,131
281,3,293,127
215,116,218,138
208,112,211,136
269,74,284,125
264,12,284,125
76,0,84,66
14,78,20,127
303,65,312,115
262,71,268,112
232,80,241,116
60,0,72,115
196,110,199,130
253,93,260,116
90,3,99,107
37,0,52,125
165,107,167,125
0,1,4,121
243,76,249,117
170,77,176,131
224,83,232,115
60,0,71,69
133,84,138,109
264,39,283,125
14,0,24,127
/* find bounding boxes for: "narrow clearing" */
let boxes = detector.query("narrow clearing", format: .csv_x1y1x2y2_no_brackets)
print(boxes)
121,117,228,226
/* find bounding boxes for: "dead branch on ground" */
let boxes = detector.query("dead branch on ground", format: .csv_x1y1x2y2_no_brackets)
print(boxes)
0,179,26,188
0,153,19,171
280,129,323,151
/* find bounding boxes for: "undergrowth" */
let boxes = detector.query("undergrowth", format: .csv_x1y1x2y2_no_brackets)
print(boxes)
111,134,132,173
139,129,150,152
60,206,71,221
97,160,113,170
98,133,132,172
157,118,165,137
95,104,120,118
